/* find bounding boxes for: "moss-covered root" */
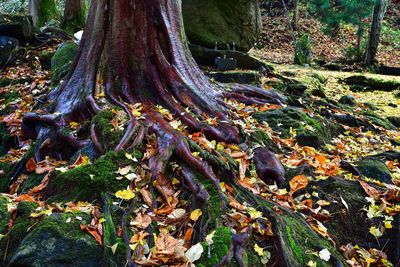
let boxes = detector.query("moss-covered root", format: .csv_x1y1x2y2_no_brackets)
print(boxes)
234,187,346,267
198,226,233,267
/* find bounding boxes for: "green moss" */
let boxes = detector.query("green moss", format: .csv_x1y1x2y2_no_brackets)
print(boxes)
37,0,60,28
47,151,135,201
0,161,13,192
20,173,45,193
0,196,11,235
198,227,232,267
253,107,338,148
0,201,38,263
51,41,78,85
243,250,261,267
357,159,392,183
362,112,396,130
344,75,400,92
91,110,124,150
8,212,102,266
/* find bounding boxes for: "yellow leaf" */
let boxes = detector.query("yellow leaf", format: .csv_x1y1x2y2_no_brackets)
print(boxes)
254,243,264,257
111,243,118,255
384,221,392,229
115,189,135,200
30,209,52,218
369,226,383,238
190,209,203,221
98,218,106,224
172,177,180,185
248,208,262,219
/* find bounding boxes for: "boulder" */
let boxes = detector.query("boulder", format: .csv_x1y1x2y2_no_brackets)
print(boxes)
9,213,102,267
51,41,79,84
0,13,33,42
182,0,262,52
0,36,18,67
338,95,357,106
206,70,260,84
343,75,400,92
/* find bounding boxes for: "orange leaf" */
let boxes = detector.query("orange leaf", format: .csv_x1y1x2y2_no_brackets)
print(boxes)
315,155,327,166
26,157,36,172
184,228,193,243
289,175,308,196
15,194,36,202
80,224,103,246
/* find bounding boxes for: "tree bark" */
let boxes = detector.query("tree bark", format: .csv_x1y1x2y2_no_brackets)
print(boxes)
62,0,87,33
292,0,299,30
29,0,38,27
365,0,388,66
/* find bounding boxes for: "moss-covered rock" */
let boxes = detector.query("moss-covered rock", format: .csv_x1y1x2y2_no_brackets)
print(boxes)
51,41,78,85
363,112,396,130
0,201,38,263
39,50,55,70
357,159,392,184
198,227,232,267
182,0,261,52
207,70,260,85
294,34,312,65
338,95,357,106
45,151,135,201
344,75,400,92
9,212,102,267
254,107,338,148
0,13,33,41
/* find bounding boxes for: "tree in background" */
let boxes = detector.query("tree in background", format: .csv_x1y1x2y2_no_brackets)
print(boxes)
28,0,59,27
61,0,87,33
365,0,389,65
308,0,375,56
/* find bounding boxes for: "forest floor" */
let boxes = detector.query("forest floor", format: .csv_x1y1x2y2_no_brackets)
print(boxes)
252,9,400,67
0,38,400,266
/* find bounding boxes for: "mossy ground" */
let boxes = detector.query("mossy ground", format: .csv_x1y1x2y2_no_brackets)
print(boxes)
198,227,232,267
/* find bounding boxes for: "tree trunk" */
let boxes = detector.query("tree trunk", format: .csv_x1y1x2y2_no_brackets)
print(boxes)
365,0,388,66
62,0,87,33
29,0,38,27
292,0,299,30
29,0,59,28
21,1,346,266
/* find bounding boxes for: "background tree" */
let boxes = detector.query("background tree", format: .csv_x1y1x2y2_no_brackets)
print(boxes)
61,0,87,33
28,0,59,27
365,0,389,65
308,0,376,52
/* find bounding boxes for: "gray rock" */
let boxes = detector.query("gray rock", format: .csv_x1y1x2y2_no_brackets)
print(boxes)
0,13,33,42
9,213,102,267
182,0,262,52
0,35,18,67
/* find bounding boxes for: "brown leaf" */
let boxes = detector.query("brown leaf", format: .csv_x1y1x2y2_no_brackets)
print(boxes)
25,157,36,172
80,224,103,246
131,213,152,229
359,180,381,199
155,232,179,255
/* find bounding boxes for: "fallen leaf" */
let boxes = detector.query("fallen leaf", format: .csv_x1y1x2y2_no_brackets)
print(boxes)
185,243,203,263
289,175,308,196
190,209,202,221
115,189,135,200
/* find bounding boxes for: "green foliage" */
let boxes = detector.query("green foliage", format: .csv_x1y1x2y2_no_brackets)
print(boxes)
308,0,375,36
381,22,400,51
37,0,60,27
342,38,368,62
